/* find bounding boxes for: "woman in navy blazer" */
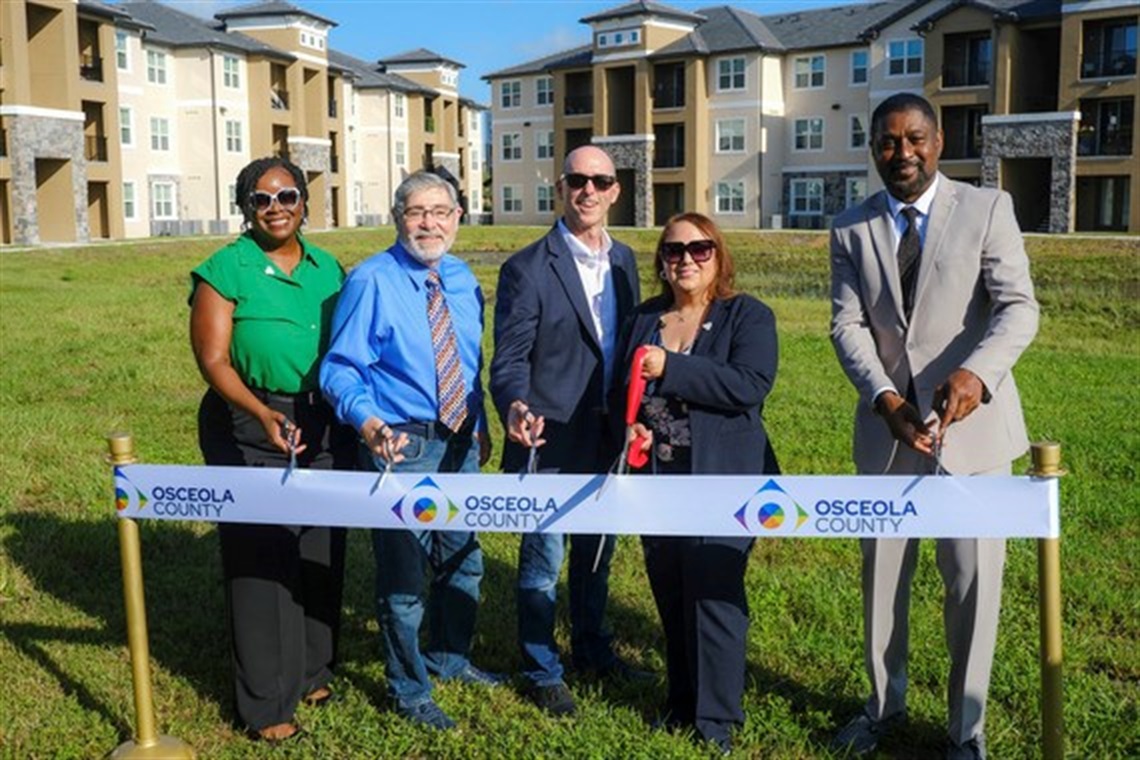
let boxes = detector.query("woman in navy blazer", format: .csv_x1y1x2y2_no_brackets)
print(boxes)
612,212,779,752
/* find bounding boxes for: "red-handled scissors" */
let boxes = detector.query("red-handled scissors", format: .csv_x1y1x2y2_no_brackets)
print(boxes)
625,346,651,470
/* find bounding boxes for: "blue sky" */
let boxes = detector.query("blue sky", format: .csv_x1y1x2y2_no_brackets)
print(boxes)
171,0,842,101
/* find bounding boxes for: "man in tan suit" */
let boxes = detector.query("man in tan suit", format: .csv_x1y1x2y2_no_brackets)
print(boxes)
829,93,1038,760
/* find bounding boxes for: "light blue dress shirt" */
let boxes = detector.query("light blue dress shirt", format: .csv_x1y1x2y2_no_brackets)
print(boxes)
320,241,485,433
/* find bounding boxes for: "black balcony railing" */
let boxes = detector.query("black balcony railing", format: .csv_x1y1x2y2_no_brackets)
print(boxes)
85,135,108,161
564,95,593,116
330,155,339,173
328,99,338,118
424,115,436,133
653,145,684,169
270,90,290,110
79,53,103,82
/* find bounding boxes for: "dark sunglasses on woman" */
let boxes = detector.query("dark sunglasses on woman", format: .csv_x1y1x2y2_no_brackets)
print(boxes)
249,188,302,211
561,173,617,191
659,239,716,264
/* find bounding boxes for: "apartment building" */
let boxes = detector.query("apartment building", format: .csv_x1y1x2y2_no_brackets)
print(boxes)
0,0,485,245
484,0,1138,233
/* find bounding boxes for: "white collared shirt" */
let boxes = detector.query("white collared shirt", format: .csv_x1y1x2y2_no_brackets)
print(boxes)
557,218,618,392
886,174,940,251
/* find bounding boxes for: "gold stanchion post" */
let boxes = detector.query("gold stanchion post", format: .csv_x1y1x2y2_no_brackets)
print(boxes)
1030,441,1064,760
108,434,196,759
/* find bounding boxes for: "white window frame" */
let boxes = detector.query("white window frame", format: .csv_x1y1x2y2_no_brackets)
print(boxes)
794,54,826,89
115,30,130,72
715,181,745,214
793,117,824,152
223,55,240,89
394,93,405,118
151,181,176,219
845,177,868,209
122,181,136,220
146,49,167,85
119,106,134,147
790,178,824,215
502,185,523,214
716,57,746,92
471,148,480,173
887,38,924,77
150,117,170,151
537,184,555,213
224,120,242,153
536,77,554,106
536,131,555,160
715,118,746,153
501,133,522,162
395,140,406,166
849,114,867,150
850,50,868,86
501,80,521,109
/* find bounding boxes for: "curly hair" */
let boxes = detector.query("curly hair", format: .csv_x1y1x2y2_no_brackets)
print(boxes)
234,156,308,228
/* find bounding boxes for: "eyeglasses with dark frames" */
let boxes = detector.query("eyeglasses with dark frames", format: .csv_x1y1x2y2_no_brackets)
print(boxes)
561,173,617,191
249,188,302,211
659,239,716,264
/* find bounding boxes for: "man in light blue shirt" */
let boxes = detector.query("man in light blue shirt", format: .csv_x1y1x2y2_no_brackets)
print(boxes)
321,171,499,730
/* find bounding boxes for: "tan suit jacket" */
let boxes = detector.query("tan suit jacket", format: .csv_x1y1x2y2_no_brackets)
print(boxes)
830,174,1039,475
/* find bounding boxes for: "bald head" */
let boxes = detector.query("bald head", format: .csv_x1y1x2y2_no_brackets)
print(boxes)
562,145,615,176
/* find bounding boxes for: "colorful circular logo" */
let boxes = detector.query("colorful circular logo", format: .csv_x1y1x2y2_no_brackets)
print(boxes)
115,487,130,511
758,501,785,529
412,497,438,523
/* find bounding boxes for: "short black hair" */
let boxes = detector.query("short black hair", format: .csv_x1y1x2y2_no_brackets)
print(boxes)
234,156,308,226
870,93,938,141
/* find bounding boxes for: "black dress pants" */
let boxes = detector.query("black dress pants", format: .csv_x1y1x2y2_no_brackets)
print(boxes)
198,388,354,730
642,534,754,744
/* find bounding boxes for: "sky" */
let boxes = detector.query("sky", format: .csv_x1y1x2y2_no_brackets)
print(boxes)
168,0,846,101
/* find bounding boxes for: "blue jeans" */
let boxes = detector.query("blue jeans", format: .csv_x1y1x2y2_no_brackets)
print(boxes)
517,531,616,685
363,431,482,709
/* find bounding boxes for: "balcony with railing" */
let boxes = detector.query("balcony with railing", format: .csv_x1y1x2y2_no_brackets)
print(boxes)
79,53,103,82
564,72,594,116
0,128,8,158
1080,17,1137,79
271,89,290,110
85,134,108,161
1078,97,1135,156
653,62,685,109
424,115,436,133
653,124,685,168
328,99,337,118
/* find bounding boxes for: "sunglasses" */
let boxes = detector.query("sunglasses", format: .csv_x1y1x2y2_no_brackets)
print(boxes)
249,188,302,211
659,239,716,264
562,173,617,191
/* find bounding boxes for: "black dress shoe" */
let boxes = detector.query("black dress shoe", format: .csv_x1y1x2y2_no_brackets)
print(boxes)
528,682,577,717
596,657,655,682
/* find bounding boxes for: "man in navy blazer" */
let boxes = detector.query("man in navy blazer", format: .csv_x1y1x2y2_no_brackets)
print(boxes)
491,145,642,716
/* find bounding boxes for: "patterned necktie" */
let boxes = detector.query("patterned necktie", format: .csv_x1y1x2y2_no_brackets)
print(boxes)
425,269,467,432
897,206,921,320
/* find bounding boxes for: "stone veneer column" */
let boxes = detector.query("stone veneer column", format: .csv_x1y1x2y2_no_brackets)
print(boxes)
981,113,1080,234
595,137,653,228
7,114,88,245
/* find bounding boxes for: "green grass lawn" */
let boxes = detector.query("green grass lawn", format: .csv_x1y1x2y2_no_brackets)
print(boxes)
1,227,1137,758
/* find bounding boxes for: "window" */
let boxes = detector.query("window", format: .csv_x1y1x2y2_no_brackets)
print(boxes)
152,182,176,219
502,185,522,213
794,117,824,151
146,49,167,85
1078,97,1135,156
225,120,242,152
536,77,554,106
1082,17,1137,79
790,178,824,214
227,183,241,215
119,107,133,146
471,148,480,173
846,177,867,209
715,181,745,214
1077,175,1131,230
150,117,170,151
654,62,685,109
944,32,991,87
115,30,129,71
717,57,745,91
851,50,868,85
536,131,555,160
395,140,406,166
501,80,521,109
716,119,745,152
394,93,405,118
470,112,479,132
598,28,640,48
223,55,240,88
942,105,987,159
887,39,923,76
849,114,867,149
537,184,555,213
794,55,825,89
123,181,136,220
501,133,522,161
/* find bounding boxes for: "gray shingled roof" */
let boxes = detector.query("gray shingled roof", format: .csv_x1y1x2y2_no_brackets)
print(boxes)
912,0,1060,29
580,0,705,25
214,0,337,28
482,44,594,80
653,5,783,57
758,2,909,50
118,2,294,59
326,49,431,94
379,48,465,70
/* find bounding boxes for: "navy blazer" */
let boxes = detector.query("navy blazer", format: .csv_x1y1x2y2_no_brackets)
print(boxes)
613,293,780,476
491,224,640,472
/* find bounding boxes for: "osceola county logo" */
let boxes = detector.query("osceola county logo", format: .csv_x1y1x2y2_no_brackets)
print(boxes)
114,467,148,512
392,476,460,526
734,478,808,533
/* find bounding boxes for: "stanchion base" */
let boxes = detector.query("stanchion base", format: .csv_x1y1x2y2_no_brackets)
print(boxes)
111,736,196,759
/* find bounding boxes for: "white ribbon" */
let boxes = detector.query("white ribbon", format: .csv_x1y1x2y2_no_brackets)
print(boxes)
113,464,1059,539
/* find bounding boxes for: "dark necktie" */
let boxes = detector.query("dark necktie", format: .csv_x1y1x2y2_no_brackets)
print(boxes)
897,206,921,319
425,270,467,432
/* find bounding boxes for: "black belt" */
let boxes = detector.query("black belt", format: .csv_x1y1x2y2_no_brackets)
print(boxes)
250,388,323,406
391,420,473,441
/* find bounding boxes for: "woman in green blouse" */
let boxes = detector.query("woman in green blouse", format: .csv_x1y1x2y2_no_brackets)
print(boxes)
190,157,354,743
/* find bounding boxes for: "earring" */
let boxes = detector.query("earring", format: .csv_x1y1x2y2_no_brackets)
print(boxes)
658,270,668,280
